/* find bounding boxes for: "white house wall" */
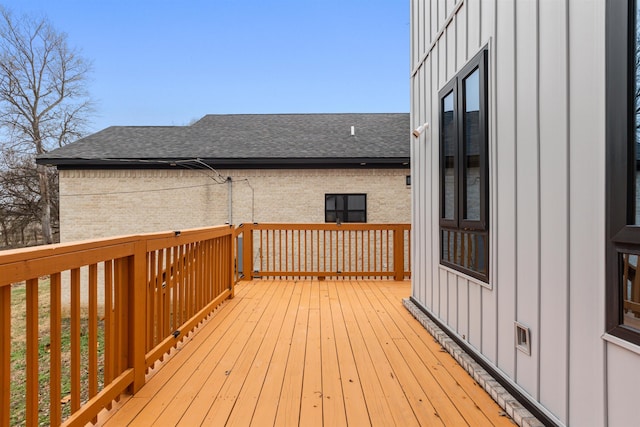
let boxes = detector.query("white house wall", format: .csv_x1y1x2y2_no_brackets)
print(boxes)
410,1,612,425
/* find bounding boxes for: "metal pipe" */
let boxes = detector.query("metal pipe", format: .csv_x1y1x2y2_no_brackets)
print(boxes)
227,177,232,225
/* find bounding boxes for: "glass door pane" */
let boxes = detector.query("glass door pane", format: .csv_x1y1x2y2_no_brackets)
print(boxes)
463,68,481,221
442,91,456,220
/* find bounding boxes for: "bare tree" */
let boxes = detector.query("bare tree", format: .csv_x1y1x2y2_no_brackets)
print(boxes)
0,148,58,247
0,7,92,244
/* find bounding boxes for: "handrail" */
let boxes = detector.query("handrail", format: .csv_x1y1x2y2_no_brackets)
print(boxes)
236,223,411,281
0,226,235,427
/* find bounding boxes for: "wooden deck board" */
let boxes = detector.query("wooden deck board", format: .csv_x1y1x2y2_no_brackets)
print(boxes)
273,281,311,426
325,281,370,425
370,281,512,426
224,281,296,427
318,281,347,427
247,282,303,426
98,280,514,427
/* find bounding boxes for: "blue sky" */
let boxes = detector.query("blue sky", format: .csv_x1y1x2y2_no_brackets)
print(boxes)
3,0,409,132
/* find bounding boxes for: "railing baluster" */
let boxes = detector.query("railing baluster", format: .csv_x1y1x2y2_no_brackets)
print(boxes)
297,230,301,278
88,263,99,422
164,248,171,336
156,249,163,348
104,259,114,405
386,230,390,275
147,251,156,351
26,278,39,425
49,273,61,425
178,244,185,326
70,268,81,413
1,284,10,427
277,230,282,278
263,229,268,275
113,259,124,378
187,243,194,318
172,246,178,334
339,230,348,278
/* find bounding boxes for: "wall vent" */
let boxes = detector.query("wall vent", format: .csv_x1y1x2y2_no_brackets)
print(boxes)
514,322,531,356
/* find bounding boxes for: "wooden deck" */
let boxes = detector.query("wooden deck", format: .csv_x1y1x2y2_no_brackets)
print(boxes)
95,280,513,426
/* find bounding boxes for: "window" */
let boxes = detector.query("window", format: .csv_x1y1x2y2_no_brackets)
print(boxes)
438,49,489,282
606,0,640,344
325,194,366,223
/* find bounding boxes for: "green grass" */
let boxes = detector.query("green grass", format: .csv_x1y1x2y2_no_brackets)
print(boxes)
9,279,105,426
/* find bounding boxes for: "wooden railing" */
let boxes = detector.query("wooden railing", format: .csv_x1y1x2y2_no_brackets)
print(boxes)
236,223,411,280
0,226,234,427
1,223,410,426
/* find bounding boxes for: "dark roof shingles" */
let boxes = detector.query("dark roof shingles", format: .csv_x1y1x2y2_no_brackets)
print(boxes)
39,113,409,165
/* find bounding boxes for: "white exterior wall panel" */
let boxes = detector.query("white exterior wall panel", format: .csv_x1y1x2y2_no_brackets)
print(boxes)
538,0,569,421
514,0,540,397
607,344,640,427
567,1,606,425
494,0,517,381
410,0,620,425
468,279,482,351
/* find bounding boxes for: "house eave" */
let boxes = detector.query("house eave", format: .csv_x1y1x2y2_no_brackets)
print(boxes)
36,157,411,170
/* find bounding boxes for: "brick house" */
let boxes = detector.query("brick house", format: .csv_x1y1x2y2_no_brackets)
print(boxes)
37,113,410,242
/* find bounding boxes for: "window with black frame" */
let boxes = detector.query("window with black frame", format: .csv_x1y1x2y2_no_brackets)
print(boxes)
606,0,640,344
439,49,489,282
325,194,366,223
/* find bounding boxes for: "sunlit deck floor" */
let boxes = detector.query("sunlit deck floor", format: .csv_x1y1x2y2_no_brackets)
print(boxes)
96,280,514,426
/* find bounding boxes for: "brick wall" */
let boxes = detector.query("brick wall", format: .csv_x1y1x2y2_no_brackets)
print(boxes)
59,168,411,242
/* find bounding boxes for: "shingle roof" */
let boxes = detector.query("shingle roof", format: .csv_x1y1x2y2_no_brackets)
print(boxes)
37,113,410,169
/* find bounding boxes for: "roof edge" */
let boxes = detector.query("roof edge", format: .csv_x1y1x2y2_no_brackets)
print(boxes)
37,157,411,170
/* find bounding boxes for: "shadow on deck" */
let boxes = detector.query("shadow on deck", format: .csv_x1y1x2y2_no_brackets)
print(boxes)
95,280,514,426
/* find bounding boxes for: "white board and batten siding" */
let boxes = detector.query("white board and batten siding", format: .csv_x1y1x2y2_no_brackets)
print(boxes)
408,1,640,426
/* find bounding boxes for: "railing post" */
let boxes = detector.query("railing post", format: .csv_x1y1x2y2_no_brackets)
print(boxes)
128,239,147,393
393,225,404,281
242,224,254,280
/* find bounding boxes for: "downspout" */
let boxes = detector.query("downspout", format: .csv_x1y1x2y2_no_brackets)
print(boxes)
227,177,232,225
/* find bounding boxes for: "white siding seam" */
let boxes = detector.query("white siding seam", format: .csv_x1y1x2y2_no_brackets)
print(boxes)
445,24,449,84
428,0,432,46
467,277,471,341
411,0,466,78
403,299,546,427
535,0,542,403
456,275,459,332
479,0,483,50
465,0,469,60
481,279,484,352
430,56,435,311
603,340,608,427
491,0,498,366
454,12,458,73
564,0,571,423
492,0,500,364
512,0,519,383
